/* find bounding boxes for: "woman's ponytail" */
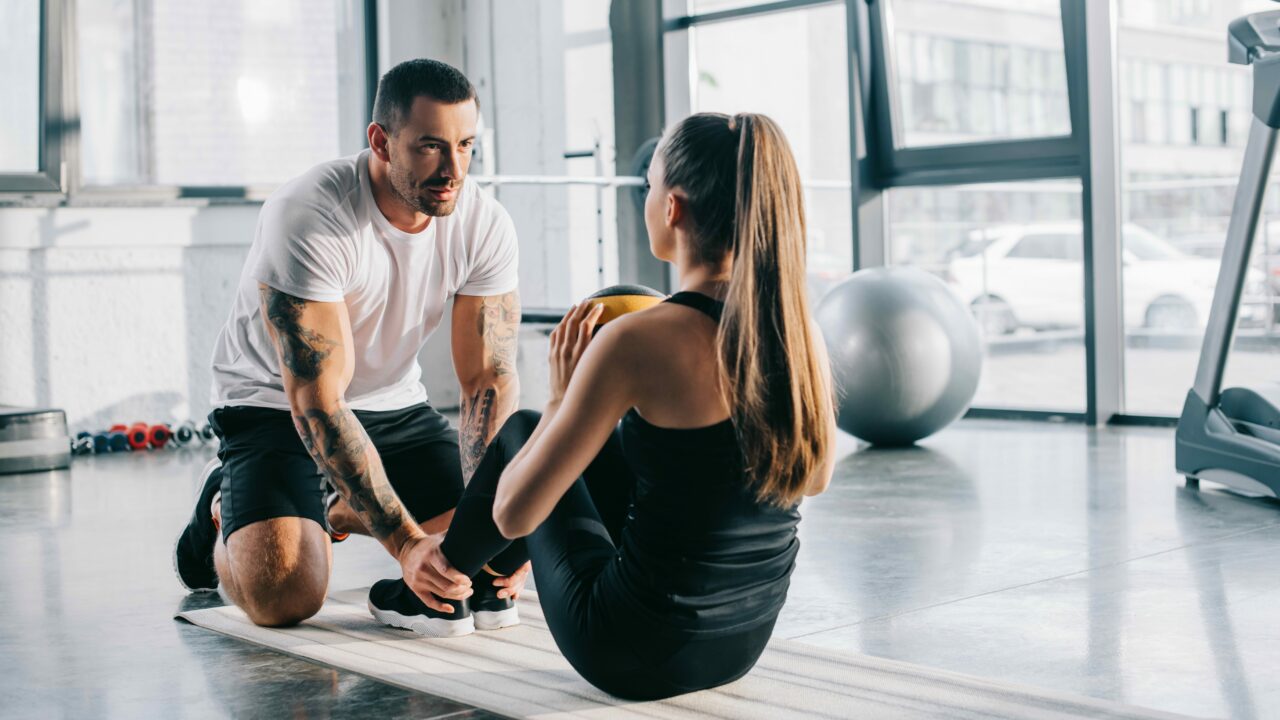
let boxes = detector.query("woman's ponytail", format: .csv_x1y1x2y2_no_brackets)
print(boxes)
659,112,833,507
717,114,832,507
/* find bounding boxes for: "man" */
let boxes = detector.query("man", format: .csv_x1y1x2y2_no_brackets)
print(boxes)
173,58,526,631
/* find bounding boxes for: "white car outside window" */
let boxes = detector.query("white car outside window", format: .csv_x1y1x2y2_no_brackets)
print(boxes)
947,223,1267,335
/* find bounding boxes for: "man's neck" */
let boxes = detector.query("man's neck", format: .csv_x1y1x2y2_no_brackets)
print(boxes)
368,156,432,234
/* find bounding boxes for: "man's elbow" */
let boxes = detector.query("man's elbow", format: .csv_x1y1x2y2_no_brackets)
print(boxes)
286,386,342,418
460,370,517,396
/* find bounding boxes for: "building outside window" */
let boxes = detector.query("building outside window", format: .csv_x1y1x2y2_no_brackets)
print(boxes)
77,0,364,188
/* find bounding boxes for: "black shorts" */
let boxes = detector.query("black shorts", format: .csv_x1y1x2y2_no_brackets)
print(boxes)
208,403,463,541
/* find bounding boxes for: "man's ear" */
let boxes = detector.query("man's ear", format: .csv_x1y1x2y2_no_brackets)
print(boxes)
368,122,391,162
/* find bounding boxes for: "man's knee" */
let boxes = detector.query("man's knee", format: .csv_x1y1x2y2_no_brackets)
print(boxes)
223,517,331,627
241,584,326,627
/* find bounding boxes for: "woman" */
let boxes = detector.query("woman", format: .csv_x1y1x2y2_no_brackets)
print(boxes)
370,112,836,700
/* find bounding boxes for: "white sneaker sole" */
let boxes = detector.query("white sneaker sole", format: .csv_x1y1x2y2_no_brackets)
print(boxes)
172,457,224,594
368,602,475,638
474,606,520,631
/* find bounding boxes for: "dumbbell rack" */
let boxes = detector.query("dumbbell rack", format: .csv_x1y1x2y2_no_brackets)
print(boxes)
70,421,218,457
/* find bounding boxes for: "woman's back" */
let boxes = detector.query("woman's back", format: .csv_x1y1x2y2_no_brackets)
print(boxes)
606,293,802,636
618,295,731,430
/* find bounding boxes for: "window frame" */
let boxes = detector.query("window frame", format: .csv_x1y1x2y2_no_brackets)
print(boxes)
866,0,1086,187
865,0,1103,422
0,0,376,204
0,0,68,194
665,0,1106,422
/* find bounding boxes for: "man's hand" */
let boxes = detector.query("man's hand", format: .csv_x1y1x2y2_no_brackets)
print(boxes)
488,561,532,600
397,534,473,613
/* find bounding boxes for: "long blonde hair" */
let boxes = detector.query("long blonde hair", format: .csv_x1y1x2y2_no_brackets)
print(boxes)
658,112,833,507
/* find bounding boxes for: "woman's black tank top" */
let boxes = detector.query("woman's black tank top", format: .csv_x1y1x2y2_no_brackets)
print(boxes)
615,291,801,635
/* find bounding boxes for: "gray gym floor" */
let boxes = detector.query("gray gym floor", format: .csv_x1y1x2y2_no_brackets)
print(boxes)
2,419,1277,719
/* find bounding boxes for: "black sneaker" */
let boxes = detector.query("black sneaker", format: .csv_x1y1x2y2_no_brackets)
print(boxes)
173,458,223,593
368,578,474,638
471,573,519,631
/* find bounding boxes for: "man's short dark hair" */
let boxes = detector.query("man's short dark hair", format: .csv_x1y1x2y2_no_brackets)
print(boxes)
372,58,478,135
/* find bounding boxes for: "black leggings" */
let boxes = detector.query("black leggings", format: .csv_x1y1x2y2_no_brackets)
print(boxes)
439,410,775,701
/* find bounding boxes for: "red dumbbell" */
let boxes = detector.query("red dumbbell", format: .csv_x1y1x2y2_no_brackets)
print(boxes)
128,422,173,450
127,423,150,450
148,424,172,449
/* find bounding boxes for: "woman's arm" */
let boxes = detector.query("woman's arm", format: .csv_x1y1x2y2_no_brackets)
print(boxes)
806,322,838,497
492,318,639,539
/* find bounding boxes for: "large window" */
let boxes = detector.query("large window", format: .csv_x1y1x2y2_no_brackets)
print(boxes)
888,181,1085,412
481,0,618,309
1117,0,1280,415
876,0,1087,414
667,0,1273,422
562,0,619,303
686,2,854,303
0,0,41,174
77,0,364,188
888,0,1070,147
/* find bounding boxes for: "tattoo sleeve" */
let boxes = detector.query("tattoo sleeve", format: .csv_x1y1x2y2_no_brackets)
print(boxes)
459,292,520,481
259,285,413,545
293,406,410,539
259,286,339,381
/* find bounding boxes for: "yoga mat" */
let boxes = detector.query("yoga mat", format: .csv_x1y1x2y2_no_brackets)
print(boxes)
177,589,1196,720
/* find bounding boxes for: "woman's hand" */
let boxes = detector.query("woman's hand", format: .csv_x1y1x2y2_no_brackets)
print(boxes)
548,302,605,405
488,560,532,600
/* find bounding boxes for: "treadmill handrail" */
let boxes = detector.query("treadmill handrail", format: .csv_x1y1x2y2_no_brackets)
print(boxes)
1191,117,1277,405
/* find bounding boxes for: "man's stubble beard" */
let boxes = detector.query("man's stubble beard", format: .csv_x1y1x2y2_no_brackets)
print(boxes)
388,161,460,218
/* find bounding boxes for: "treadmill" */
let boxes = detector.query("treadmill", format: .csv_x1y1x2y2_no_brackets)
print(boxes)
1175,7,1280,496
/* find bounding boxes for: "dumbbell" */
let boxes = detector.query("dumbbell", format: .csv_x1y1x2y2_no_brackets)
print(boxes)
168,421,216,448
102,422,169,451
172,421,195,446
125,422,172,450
126,423,149,450
149,424,172,449
93,431,130,453
71,432,94,455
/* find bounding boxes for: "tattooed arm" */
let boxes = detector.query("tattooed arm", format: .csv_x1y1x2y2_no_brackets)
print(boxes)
258,283,470,608
451,291,521,482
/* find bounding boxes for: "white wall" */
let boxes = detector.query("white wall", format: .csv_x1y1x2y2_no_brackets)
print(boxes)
0,0,570,430
0,205,256,429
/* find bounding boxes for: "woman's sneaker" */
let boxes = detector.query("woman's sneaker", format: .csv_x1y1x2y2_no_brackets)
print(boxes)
172,458,223,593
368,579,474,638
471,573,520,631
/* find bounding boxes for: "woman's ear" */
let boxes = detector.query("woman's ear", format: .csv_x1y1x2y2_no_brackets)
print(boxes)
665,192,684,230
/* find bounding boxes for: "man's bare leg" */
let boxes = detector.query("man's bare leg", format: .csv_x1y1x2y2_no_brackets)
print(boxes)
212,496,333,627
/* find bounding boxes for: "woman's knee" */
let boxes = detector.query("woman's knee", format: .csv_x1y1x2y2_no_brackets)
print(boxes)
499,409,542,443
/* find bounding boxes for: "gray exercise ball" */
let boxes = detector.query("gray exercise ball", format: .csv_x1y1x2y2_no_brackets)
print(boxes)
815,266,983,446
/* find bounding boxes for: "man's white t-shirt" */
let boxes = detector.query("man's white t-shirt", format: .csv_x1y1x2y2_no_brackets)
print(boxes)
210,150,519,412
